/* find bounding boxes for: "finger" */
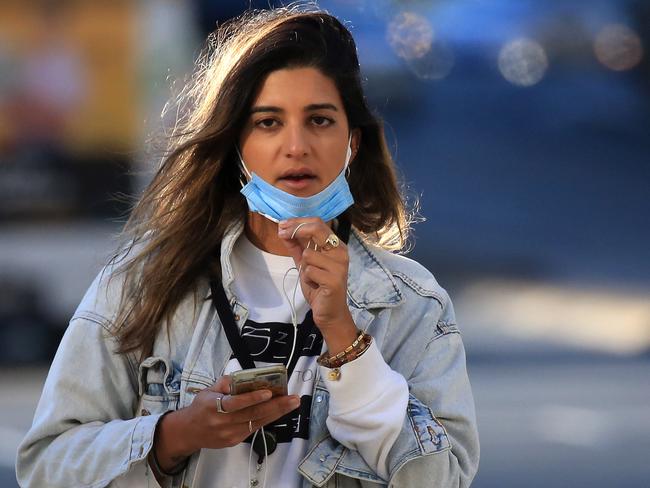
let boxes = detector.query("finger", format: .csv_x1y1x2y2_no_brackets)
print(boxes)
302,265,339,292
301,250,348,288
302,247,348,270
277,219,321,265
280,234,304,266
207,375,232,394
280,217,323,229
232,395,301,425
218,389,273,413
278,220,332,250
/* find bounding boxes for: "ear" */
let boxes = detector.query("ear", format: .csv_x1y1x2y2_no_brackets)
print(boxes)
350,128,362,162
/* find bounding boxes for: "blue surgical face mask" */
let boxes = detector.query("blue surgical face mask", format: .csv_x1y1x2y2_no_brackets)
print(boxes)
237,136,354,223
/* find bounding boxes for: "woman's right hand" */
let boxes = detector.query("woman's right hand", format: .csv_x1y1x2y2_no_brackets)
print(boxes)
152,375,300,474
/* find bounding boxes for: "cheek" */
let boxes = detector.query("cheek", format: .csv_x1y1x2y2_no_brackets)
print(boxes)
241,137,273,174
322,145,348,179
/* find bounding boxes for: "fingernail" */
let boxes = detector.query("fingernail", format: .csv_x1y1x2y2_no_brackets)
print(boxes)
279,220,289,227
259,390,272,401
290,397,301,408
278,227,288,236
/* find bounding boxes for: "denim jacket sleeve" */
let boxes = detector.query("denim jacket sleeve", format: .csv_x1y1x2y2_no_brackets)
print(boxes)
385,284,480,487
299,238,480,487
15,276,163,487
388,333,479,486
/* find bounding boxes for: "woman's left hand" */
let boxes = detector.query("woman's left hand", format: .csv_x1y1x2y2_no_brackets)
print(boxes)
278,217,357,345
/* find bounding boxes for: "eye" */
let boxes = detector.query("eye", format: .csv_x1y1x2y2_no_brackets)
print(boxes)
311,115,334,127
254,118,279,129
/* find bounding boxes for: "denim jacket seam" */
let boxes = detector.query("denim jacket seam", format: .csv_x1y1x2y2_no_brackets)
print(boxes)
391,271,445,306
406,407,425,453
427,322,460,347
333,464,386,485
354,299,403,308
71,310,114,333
388,444,452,488
388,447,420,480
181,371,214,384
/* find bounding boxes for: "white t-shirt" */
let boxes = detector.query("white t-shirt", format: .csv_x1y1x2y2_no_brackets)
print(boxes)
194,234,409,488
195,235,318,488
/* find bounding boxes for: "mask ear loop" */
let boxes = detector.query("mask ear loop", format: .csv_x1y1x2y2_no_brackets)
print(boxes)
344,133,353,179
235,146,253,187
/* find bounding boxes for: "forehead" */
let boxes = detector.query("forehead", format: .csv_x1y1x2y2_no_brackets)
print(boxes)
252,67,343,107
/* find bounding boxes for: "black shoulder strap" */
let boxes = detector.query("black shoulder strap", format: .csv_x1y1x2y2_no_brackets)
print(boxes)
337,215,351,244
210,278,256,370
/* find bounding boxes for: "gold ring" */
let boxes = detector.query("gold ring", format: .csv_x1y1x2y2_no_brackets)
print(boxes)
216,395,227,413
322,233,340,251
248,419,254,433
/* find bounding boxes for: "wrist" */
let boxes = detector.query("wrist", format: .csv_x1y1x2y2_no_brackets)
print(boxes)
318,329,372,369
154,410,195,470
319,316,358,356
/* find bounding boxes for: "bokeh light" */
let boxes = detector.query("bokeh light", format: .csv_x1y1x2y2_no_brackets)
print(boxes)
498,38,549,87
594,23,644,71
387,12,434,61
405,39,455,80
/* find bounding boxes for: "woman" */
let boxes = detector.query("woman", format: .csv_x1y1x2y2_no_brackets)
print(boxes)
17,6,479,488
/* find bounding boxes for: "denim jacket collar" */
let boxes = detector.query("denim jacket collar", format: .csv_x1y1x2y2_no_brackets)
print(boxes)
218,219,404,310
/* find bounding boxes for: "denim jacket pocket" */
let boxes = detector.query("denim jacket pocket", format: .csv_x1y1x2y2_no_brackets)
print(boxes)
406,394,451,455
386,393,452,478
137,356,182,416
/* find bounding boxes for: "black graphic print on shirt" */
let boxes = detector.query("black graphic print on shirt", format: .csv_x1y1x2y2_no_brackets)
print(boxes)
233,317,323,443
240,319,323,363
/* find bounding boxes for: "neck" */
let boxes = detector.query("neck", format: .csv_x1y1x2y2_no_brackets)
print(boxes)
244,212,291,256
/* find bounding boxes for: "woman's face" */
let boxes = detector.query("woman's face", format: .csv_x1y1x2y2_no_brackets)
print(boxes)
239,67,359,197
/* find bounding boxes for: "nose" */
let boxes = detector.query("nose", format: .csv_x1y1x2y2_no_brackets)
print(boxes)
284,124,309,159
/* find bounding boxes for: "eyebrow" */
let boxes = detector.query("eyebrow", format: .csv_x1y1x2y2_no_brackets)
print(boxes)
250,103,339,114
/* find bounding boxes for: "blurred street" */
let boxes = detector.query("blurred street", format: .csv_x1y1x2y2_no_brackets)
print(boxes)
469,357,650,487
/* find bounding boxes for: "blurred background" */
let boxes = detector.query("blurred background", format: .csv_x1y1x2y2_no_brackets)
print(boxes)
1,0,649,486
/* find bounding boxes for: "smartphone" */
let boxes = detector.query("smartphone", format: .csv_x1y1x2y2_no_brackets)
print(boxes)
229,365,288,397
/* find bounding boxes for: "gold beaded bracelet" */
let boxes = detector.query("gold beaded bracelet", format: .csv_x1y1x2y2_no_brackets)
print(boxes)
317,330,372,369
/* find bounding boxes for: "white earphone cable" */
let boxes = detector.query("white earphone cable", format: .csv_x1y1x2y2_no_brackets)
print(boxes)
247,426,270,488
247,223,311,488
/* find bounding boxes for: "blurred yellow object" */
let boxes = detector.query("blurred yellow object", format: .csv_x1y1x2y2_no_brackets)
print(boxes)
0,0,139,153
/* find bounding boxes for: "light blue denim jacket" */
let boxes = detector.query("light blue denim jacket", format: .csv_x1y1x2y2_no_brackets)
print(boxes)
16,221,479,487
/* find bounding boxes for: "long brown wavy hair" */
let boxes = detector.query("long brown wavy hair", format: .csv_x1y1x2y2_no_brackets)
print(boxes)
110,5,415,357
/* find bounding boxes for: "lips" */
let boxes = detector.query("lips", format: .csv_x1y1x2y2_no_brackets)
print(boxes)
281,174,315,181
277,167,317,191
278,167,316,181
